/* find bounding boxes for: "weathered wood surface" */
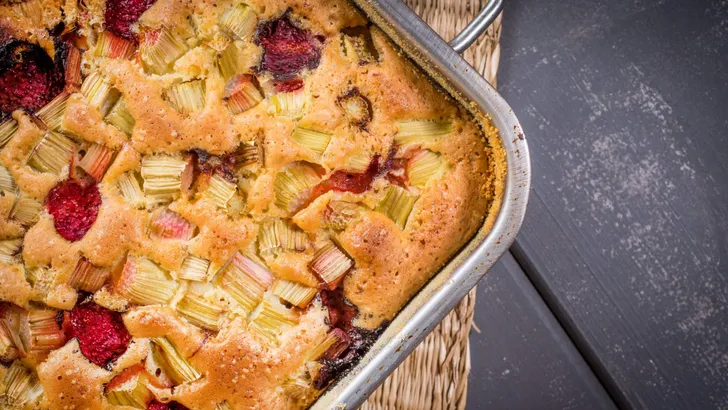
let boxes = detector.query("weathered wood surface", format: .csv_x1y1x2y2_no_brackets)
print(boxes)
468,252,616,410
488,0,728,408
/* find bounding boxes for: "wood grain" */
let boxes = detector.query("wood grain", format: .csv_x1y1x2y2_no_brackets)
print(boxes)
498,0,728,408
468,252,616,410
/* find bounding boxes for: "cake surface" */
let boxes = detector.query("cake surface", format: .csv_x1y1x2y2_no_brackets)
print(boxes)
0,0,503,408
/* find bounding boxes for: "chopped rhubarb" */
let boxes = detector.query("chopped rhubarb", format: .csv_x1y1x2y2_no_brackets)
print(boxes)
0,41,65,117
255,14,323,79
149,209,195,240
46,178,102,242
337,88,372,128
64,301,132,367
105,0,158,40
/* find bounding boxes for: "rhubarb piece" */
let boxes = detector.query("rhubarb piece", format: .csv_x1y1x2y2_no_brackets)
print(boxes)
64,301,132,367
46,178,102,242
291,127,331,155
274,162,322,213
78,143,116,181
213,252,273,312
2,361,43,407
64,44,82,89
345,152,372,173
25,308,66,357
176,292,224,331
268,88,306,118
94,31,135,59
205,173,237,209
219,4,257,41
165,80,206,115
149,209,195,240
375,185,418,229
232,143,260,168
0,41,65,117
217,43,242,81
224,74,262,115
407,149,442,187
139,28,189,75
105,97,135,135
106,366,154,408
69,257,111,292
0,239,22,264
150,337,201,385
36,91,70,131
115,256,179,305
0,119,17,148
117,171,146,208
308,328,350,361
337,88,371,128
80,71,121,116
340,26,379,63
105,0,158,40
258,219,307,254
249,295,299,343
272,279,317,308
309,242,353,290
0,303,24,361
215,402,231,410
394,119,453,145
255,14,322,79
11,193,43,226
27,131,76,175
141,155,193,204
0,165,16,193
178,255,210,281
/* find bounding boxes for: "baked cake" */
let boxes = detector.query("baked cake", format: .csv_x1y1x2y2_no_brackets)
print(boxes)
0,0,503,408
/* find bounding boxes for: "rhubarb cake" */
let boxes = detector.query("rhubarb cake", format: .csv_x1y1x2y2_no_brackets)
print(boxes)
0,0,504,408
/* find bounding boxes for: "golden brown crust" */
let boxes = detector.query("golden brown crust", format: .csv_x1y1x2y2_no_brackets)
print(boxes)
0,0,505,407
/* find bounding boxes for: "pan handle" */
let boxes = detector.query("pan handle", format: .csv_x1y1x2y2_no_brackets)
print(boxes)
448,0,503,54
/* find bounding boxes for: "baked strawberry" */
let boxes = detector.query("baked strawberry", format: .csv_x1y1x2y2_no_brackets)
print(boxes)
46,178,102,242
147,400,189,410
320,288,358,331
313,155,380,198
273,77,303,93
104,0,158,40
313,324,385,389
64,301,131,367
0,41,65,117
255,14,322,79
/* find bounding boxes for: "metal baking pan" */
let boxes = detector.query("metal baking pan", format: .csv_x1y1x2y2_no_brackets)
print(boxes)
312,0,531,407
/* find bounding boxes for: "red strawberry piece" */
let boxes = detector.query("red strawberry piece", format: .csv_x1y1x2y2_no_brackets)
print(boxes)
255,14,322,79
63,301,131,367
46,178,102,242
147,401,189,410
0,41,65,117
320,288,359,331
104,0,158,40
273,77,304,93
312,155,381,201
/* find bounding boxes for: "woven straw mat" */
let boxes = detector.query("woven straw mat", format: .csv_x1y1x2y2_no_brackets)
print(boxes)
361,1,502,409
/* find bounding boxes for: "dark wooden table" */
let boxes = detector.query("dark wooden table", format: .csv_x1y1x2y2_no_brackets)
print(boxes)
466,0,728,409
